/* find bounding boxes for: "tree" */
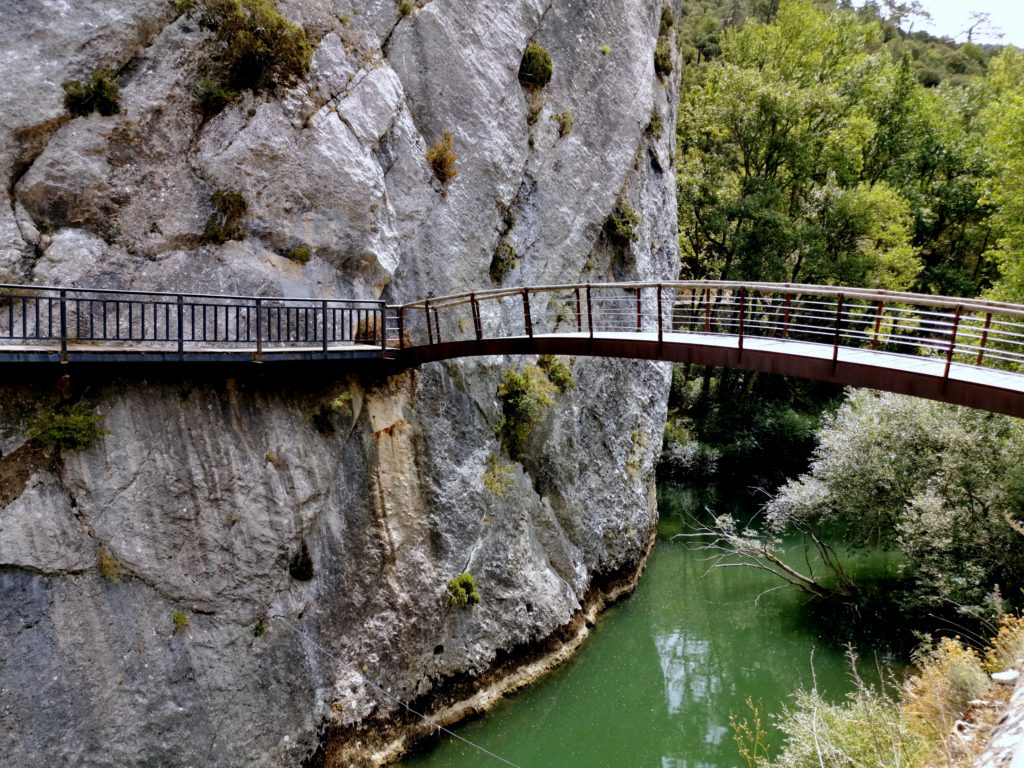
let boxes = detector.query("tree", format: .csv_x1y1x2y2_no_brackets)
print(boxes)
758,390,1024,616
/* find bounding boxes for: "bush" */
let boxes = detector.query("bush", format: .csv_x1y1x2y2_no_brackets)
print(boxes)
398,0,414,17
63,70,121,117
904,636,989,744
27,406,106,452
552,110,573,137
426,130,459,185
606,205,641,247
482,452,514,496
185,0,312,91
286,245,311,264
446,572,481,607
495,365,555,461
537,354,575,393
490,241,517,284
659,5,675,36
985,614,1024,672
519,42,553,88
654,37,673,77
194,78,237,116
202,189,247,243
647,109,664,140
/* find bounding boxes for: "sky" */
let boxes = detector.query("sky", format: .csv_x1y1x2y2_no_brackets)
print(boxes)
890,0,1024,46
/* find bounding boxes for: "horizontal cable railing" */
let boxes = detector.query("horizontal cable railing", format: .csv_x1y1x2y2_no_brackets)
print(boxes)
0,284,386,358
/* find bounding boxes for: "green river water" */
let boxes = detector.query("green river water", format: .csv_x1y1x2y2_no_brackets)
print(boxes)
400,492,897,768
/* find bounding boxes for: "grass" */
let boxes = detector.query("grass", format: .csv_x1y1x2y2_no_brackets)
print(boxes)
482,452,514,496
202,189,247,244
63,70,121,117
553,110,573,137
97,544,124,582
172,610,190,633
426,130,458,185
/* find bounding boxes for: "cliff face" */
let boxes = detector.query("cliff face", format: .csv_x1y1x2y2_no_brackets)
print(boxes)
0,1,680,765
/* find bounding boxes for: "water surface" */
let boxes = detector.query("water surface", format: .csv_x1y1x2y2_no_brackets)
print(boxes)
400,520,889,768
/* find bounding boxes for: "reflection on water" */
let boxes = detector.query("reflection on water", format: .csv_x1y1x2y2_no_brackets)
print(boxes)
400,505,895,768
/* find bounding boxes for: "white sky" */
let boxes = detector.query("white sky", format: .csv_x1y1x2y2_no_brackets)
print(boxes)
897,0,1023,46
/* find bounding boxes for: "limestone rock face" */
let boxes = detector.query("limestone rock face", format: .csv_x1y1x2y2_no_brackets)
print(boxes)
0,0,682,765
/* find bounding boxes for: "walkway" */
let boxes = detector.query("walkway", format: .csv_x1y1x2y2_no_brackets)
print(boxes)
3,281,1024,416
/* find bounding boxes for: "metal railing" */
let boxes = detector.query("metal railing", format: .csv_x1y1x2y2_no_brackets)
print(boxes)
0,284,387,360
394,281,1024,379
4,281,1024,384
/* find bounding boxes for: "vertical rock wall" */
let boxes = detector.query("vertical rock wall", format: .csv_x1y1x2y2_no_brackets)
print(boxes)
0,0,681,765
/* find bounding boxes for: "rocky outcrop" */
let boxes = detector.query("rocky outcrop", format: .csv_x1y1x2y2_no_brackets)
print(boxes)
0,0,681,765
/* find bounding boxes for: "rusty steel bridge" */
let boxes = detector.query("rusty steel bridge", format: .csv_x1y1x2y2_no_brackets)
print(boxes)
3,281,1024,416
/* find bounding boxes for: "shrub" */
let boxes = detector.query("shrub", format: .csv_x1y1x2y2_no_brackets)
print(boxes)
97,544,124,583
537,354,575,393
194,78,237,116
654,37,673,77
63,70,121,117
495,365,555,461
185,0,312,91
446,572,481,607
490,241,517,284
552,110,573,137
606,205,641,247
286,245,311,264
482,452,515,496
202,189,247,243
27,406,106,452
600,44,611,56
426,130,459,185
172,610,190,633
985,614,1024,672
398,0,414,16
518,42,552,88
647,109,664,140
309,391,351,435
659,5,675,36
904,636,988,744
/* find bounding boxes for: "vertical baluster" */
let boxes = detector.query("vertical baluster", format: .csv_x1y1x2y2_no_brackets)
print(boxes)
59,289,68,363
425,300,433,345
657,284,663,345
832,293,845,374
523,289,533,337
943,305,963,384
177,296,184,360
977,312,992,366
871,300,885,350
255,299,263,361
636,287,642,332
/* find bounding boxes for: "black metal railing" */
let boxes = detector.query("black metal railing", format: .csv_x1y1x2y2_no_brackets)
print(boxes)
0,284,386,360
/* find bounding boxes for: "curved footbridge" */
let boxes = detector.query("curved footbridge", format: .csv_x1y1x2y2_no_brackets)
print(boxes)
4,280,1024,417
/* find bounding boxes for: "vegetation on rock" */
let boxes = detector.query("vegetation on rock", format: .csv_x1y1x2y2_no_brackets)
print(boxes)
202,189,247,243
63,70,121,117
519,42,553,88
27,406,106,452
495,365,555,461
605,205,640,247
426,130,459,185
446,572,481,607
490,241,517,284
537,355,575,393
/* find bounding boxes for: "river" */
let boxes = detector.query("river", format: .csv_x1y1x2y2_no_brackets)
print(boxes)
399,489,894,768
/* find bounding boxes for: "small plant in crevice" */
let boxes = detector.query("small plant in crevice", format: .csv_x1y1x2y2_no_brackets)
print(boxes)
490,240,518,284
495,365,555,461
97,544,124,583
654,37,673,77
253,620,266,637
426,130,459,186
309,391,352,436
446,572,481,608
647,109,664,141
202,189,247,244
482,452,515,496
172,610,190,634
63,70,122,117
27,406,106,452
518,42,553,89
527,91,544,125
289,540,315,581
194,78,238,117
285,245,311,264
397,0,414,17
605,205,641,248
552,110,573,137
537,354,575,393
600,44,611,56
